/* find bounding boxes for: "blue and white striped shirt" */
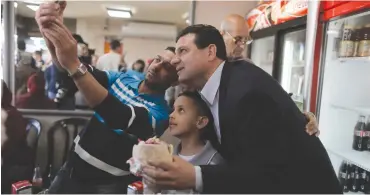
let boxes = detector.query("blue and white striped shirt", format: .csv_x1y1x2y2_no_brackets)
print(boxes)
94,71,169,136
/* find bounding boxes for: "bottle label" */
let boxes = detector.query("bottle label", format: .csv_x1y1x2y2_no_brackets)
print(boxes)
339,41,354,57
354,130,365,137
362,172,367,179
358,40,370,57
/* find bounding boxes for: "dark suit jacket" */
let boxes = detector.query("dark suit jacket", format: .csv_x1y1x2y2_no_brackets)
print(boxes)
200,60,341,194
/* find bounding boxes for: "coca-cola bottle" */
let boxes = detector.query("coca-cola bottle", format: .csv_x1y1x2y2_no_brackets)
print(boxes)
338,161,349,192
32,166,43,194
347,164,355,190
365,116,370,151
365,171,370,194
353,115,366,151
359,168,367,192
352,166,360,192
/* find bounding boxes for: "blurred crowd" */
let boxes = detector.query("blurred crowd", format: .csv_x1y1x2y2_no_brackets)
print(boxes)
14,35,153,111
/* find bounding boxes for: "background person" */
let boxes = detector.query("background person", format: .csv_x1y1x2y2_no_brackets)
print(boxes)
16,71,55,109
96,39,122,71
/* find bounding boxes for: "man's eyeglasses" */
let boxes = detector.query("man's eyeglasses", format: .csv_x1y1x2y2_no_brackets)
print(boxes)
226,31,253,45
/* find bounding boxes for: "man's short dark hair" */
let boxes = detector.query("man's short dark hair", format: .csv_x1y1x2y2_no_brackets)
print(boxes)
72,34,85,44
35,50,42,56
134,59,145,73
176,24,227,61
178,91,215,141
165,46,175,54
110,40,121,50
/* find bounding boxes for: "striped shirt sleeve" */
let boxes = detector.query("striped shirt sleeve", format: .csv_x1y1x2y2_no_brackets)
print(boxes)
93,93,169,140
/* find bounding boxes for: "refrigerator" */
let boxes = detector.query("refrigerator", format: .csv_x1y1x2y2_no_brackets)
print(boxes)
314,1,370,193
246,0,309,110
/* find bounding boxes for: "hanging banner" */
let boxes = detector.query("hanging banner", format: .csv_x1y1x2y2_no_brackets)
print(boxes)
246,0,308,32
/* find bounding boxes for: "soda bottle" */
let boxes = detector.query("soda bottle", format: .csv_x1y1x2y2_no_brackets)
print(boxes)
346,164,354,192
352,166,360,192
32,166,43,194
359,168,367,192
365,116,370,151
353,115,366,151
364,171,370,194
338,161,349,192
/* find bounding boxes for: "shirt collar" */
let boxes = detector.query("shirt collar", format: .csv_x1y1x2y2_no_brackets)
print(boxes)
200,61,225,105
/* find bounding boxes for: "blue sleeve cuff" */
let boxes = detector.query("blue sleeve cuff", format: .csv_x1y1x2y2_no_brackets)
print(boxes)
194,166,203,192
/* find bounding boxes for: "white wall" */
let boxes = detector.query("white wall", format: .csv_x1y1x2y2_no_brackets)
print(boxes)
194,1,258,29
122,37,174,68
76,18,176,66
76,18,114,56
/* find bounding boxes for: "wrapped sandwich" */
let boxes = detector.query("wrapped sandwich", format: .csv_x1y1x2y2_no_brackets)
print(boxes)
127,137,173,194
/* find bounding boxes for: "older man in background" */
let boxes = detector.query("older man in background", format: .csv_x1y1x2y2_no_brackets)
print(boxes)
220,14,253,62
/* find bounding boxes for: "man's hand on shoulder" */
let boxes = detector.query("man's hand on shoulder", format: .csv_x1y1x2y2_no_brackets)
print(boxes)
304,112,320,136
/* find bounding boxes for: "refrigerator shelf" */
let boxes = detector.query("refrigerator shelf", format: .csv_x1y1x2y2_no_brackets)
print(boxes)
331,104,370,115
344,192,365,195
325,145,370,172
338,57,370,64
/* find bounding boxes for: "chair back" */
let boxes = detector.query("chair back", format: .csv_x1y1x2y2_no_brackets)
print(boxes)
25,117,42,151
45,118,88,181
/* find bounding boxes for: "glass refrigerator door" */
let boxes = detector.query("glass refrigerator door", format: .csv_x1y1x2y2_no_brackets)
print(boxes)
279,29,306,111
318,10,370,186
250,35,275,75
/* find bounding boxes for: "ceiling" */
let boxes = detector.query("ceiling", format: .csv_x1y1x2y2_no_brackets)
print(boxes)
15,1,191,25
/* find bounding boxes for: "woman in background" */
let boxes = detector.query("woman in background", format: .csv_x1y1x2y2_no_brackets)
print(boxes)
16,71,55,110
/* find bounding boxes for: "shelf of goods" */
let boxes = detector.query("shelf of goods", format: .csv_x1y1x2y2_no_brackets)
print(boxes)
318,55,370,171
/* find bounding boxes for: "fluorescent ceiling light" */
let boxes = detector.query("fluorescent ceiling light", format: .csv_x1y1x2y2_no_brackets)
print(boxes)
26,3,39,11
14,2,18,8
107,8,132,18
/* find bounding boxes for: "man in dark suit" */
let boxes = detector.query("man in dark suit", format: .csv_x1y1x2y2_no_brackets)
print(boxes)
142,24,342,193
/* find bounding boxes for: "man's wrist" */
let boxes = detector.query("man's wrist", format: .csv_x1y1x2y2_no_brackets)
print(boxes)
66,60,81,76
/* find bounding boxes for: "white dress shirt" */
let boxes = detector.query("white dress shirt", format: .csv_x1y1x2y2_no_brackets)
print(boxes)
194,61,225,192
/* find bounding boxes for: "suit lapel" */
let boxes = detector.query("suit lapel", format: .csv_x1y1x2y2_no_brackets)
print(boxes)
218,61,232,145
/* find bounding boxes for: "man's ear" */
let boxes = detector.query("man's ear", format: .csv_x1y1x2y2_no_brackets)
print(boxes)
208,44,217,61
196,116,209,130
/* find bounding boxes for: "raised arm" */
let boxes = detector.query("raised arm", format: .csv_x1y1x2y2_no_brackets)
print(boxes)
36,4,166,138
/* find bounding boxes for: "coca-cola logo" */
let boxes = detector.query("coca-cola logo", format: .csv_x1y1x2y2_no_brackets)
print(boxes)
293,0,308,10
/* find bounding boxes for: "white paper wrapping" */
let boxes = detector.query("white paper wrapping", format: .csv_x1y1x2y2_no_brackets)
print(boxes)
127,138,173,194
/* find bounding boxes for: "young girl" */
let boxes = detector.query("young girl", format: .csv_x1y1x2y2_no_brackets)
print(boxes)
162,91,223,194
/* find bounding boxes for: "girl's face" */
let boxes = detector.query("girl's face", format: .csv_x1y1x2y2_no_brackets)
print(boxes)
169,96,208,138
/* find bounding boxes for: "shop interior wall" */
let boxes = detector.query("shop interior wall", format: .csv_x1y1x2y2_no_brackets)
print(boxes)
75,17,176,66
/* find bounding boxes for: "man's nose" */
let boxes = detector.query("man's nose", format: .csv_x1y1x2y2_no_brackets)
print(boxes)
171,57,181,67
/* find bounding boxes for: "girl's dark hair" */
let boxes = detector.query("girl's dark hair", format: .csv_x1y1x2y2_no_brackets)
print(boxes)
178,91,215,141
